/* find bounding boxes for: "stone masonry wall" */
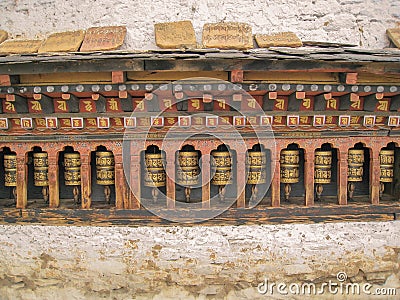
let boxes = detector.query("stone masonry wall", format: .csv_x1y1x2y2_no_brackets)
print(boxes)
0,0,400,49
0,222,399,299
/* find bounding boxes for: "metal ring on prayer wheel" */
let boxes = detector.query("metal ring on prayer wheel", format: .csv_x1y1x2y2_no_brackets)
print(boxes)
176,150,200,186
4,154,17,187
144,152,166,187
96,151,115,185
348,149,364,182
211,150,232,186
280,150,300,184
246,151,267,185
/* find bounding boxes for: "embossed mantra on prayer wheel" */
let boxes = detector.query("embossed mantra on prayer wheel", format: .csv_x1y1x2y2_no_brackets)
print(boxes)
347,149,364,200
314,150,332,201
211,149,232,201
33,152,49,203
4,154,17,202
280,150,300,201
379,150,394,198
246,150,267,202
64,153,81,204
176,150,200,203
96,151,115,204
144,152,166,202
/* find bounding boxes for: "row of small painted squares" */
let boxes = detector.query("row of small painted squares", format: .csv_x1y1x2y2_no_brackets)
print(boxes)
0,115,398,130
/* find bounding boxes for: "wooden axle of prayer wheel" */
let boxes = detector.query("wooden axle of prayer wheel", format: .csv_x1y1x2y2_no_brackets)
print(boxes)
96,151,115,204
33,152,49,203
246,150,267,202
379,150,394,199
64,153,81,204
280,150,300,201
314,150,332,201
176,150,200,203
347,149,364,201
144,152,166,202
211,149,232,201
4,154,17,203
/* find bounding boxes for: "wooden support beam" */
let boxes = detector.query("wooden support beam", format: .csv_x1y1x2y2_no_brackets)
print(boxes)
33,94,54,113
166,151,175,209
201,154,211,209
304,149,315,206
338,149,348,205
114,153,125,209
80,152,92,209
47,152,59,208
236,150,246,208
15,152,28,209
370,148,380,205
129,150,141,209
271,153,281,207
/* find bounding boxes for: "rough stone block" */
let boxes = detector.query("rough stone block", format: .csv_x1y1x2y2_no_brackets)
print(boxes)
154,21,196,49
38,30,85,53
202,22,253,50
255,32,303,48
387,28,400,48
0,39,43,54
80,26,126,52
0,30,8,44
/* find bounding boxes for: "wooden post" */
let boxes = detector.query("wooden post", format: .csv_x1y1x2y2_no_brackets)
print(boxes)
80,152,92,209
236,150,246,208
114,153,125,209
338,149,348,205
15,152,28,209
129,151,141,209
370,147,380,205
201,153,211,209
271,151,281,207
304,149,315,206
47,152,60,208
166,151,176,209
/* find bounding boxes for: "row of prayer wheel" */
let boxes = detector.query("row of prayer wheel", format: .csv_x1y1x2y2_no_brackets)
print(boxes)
0,147,396,203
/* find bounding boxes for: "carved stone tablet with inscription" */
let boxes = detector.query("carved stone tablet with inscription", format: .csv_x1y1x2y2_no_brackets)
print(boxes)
255,32,303,48
387,28,400,48
155,21,196,49
80,26,127,52
202,22,253,50
0,39,43,54
0,30,8,44
38,30,85,53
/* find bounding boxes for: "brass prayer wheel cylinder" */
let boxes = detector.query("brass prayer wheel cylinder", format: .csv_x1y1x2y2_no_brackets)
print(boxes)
33,153,49,187
4,154,17,187
246,151,267,185
314,151,332,184
144,153,166,187
176,151,200,186
211,150,232,186
348,149,364,182
379,150,394,183
280,150,300,184
96,151,115,185
64,153,81,186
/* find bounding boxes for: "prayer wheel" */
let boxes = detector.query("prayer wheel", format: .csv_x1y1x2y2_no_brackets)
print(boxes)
280,149,300,201
33,152,49,203
211,148,232,201
144,152,166,202
176,150,200,202
4,154,17,202
347,149,364,200
64,153,81,204
379,150,395,198
246,150,267,202
314,150,332,201
96,151,115,203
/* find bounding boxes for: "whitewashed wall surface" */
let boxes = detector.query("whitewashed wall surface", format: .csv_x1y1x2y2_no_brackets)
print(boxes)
0,0,400,49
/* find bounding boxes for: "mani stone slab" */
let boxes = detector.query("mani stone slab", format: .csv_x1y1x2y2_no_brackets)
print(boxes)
255,32,303,48
0,39,43,54
38,30,85,53
387,28,400,48
202,22,253,50
0,30,8,44
80,26,127,52
155,21,196,49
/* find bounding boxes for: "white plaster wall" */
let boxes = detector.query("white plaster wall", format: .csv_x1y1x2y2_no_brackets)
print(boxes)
0,221,399,299
0,0,400,49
